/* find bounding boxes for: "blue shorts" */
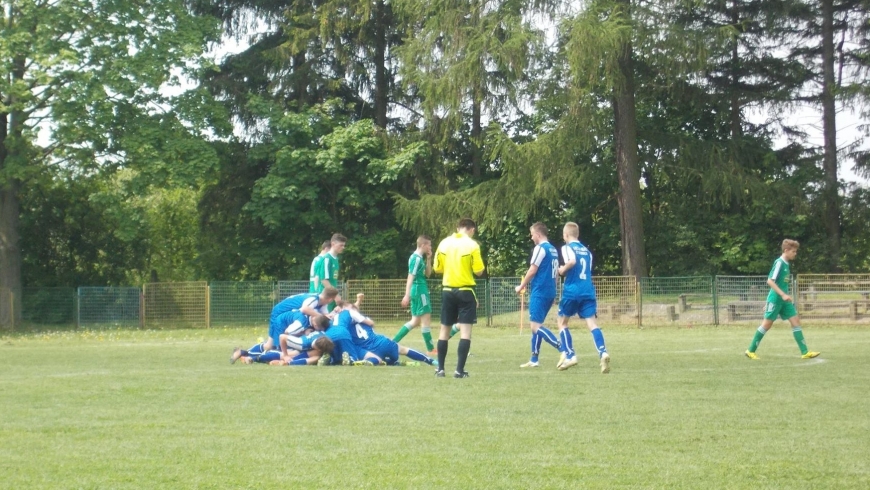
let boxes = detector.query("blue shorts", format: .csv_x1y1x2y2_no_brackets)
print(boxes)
331,340,365,365
363,335,400,365
558,297,597,319
528,295,555,324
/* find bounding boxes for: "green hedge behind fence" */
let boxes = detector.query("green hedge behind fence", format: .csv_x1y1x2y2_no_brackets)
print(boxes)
3,275,870,331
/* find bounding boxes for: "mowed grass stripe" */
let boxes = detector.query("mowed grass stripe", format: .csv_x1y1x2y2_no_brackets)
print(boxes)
1,327,867,489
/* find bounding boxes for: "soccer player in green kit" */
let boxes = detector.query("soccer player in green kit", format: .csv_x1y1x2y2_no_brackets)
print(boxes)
394,236,436,353
745,239,820,360
309,240,331,293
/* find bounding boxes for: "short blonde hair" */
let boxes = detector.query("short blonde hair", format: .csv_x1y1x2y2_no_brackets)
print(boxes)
530,222,548,237
782,239,800,252
563,222,580,239
416,235,431,247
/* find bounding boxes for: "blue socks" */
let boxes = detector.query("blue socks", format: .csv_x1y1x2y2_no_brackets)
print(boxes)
591,328,607,357
405,348,432,364
537,326,560,350
530,332,540,362
560,328,575,358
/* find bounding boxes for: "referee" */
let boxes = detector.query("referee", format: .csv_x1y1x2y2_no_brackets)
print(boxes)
432,218,485,378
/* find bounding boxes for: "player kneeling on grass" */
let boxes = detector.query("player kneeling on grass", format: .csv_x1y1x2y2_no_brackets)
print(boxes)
556,222,610,374
231,310,315,364
337,302,437,367
745,239,820,360
268,337,335,366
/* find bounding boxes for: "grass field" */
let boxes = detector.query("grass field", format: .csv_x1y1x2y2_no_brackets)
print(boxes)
1,325,868,489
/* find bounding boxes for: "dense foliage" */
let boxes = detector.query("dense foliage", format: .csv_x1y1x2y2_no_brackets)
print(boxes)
3,0,870,309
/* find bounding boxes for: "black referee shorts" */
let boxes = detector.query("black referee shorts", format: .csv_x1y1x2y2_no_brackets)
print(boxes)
440,288,477,326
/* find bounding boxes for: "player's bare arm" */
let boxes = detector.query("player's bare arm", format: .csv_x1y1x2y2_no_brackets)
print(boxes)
767,278,792,302
516,264,539,294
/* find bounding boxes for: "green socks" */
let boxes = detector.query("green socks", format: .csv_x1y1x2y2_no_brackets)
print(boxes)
393,324,412,343
450,325,460,338
792,326,808,355
748,326,766,353
421,327,434,352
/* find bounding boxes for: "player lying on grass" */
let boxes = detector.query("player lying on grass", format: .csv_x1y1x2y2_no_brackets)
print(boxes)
266,337,335,366
231,310,316,364
231,312,332,364
337,301,438,367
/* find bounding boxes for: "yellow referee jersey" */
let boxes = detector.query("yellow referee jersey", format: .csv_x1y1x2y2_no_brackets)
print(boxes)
433,232,485,287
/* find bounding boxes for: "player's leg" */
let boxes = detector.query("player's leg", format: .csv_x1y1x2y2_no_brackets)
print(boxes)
747,302,779,359
528,295,560,353
554,314,574,369
564,298,605,372
418,313,436,353
453,290,476,378
436,290,459,376
393,315,420,343
786,313,819,358
398,344,437,366
354,351,382,366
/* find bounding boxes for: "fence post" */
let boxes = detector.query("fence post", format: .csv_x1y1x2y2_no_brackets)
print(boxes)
139,286,145,329
10,289,15,331
636,278,642,328
76,287,80,330
713,276,719,326
206,284,211,329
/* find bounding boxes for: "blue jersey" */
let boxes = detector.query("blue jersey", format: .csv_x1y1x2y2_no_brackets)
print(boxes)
529,241,559,299
324,321,365,363
336,309,375,345
271,293,323,320
561,241,596,300
300,331,324,351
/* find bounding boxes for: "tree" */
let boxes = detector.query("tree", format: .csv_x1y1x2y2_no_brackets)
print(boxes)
0,0,219,327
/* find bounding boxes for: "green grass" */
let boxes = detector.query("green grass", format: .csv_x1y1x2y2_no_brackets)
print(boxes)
1,325,868,489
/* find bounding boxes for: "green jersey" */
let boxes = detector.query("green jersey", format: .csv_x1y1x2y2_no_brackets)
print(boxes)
766,256,790,302
408,252,429,292
320,253,339,292
309,254,325,292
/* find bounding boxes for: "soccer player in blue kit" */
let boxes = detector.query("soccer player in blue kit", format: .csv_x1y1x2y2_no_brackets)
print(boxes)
230,286,338,363
515,222,564,368
556,221,610,373
332,302,437,366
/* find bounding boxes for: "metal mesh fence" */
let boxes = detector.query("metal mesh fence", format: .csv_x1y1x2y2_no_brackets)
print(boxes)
796,274,870,322
714,275,792,324
594,276,639,325
487,277,558,328
641,276,714,325
345,279,406,324
78,287,141,328
21,287,76,328
143,282,208,329
275,281,316,304
209,281,274,327
344,279,489,327
9,275,870,330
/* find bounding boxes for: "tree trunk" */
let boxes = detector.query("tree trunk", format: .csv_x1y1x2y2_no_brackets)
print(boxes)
470,87,482,180
373,0,389,128
293,51,308,106
0,107,22,329
821,0,840,270
730,0,742,140
612,1,647,278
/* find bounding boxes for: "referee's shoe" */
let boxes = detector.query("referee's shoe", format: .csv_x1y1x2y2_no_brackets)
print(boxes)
453,371,469,378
